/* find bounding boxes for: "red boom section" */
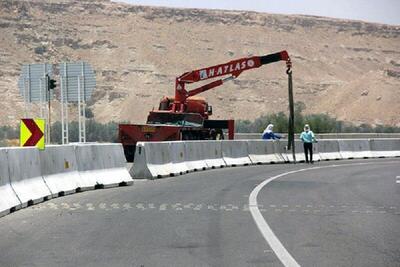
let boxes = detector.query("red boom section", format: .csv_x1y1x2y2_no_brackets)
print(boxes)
173,51,290,112
179,51,289,83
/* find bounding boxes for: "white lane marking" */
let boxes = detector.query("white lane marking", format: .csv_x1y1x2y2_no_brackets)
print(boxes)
136,203,146,210
248,161,399,267
172,203,183,210
396,176,400,184
249,168,307,267
122,203,132,210
111,203,120,209
208,205,218,211
193,204,202,211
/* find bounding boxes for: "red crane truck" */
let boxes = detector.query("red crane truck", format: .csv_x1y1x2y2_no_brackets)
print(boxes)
119,51,291,162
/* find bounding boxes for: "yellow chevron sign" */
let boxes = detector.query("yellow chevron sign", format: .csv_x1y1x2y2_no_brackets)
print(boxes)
20,118,45,150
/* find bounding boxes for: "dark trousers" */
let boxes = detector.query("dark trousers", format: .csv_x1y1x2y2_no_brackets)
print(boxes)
303,142,313,163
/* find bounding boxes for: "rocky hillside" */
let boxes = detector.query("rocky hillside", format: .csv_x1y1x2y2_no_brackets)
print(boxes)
0,0,399,126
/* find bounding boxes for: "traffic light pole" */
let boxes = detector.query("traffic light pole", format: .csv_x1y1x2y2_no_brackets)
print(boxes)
46,74,58,144
48,87,51,144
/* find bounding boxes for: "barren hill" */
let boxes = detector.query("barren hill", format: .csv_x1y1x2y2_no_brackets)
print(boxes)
0,0,399,126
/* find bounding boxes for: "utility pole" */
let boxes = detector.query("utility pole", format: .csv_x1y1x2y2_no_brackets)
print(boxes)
287,60,296,163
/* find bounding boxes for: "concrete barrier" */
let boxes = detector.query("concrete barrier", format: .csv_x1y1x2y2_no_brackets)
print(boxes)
201,141,226,169
129,138,399,181
0,148,22,217
0,143,133,218
184,141,209,171
39,145,81,197
338,139,372,159
276,140,319,163
221,140,252,166
73,144,102,190
318,140,342,160
272,140,288,162
75,143,133,188
132,142,175,179
7,147,52,207
234,133,400,140
369,138,400,158
247,140,284,164
274,140,295,162
170,141,189,175
91,143,133,187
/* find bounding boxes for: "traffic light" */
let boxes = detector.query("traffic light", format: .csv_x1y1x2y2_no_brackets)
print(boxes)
46,74,56,90
49,78,56,90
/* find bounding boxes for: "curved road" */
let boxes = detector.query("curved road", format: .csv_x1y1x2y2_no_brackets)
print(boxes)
1,159,399,267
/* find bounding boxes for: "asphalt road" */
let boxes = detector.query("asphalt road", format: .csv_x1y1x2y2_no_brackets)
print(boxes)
0,158,399,267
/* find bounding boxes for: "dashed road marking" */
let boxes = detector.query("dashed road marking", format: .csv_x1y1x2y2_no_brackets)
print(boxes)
110,203,120,209
207,205,218,211
73,203,82,209
99,203,110,211
193,204,202,211
29,202,399,215
172,203,183,210
136,203,146,210
122,203,132,210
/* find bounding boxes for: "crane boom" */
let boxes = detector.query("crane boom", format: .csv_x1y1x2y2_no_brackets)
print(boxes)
173,51,290,112
178,51,289,83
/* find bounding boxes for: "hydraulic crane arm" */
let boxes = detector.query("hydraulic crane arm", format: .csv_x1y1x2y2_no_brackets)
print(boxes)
178,51,289,83
172,50,290,112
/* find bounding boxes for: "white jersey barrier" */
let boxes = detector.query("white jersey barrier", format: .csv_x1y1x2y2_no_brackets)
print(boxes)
132,142,176,179
0,148,22,217
170,141,189,175
40,145,82,197
184,141,210,171
133,141,225,179
0,143,132,218
369,138,400,158
75,143,133,188
317,139,342,160
7,147,53,208
338,139,372,159
131,139,400,179
91,143,133,187
201,141,226,169
247,140,283,164
221,140,252,166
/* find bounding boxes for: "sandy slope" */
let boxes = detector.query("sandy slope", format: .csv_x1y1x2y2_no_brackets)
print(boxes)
0,0,399,126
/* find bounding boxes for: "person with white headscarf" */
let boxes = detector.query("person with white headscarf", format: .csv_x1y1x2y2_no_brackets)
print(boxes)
262,124,282,140
300,124,317,163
